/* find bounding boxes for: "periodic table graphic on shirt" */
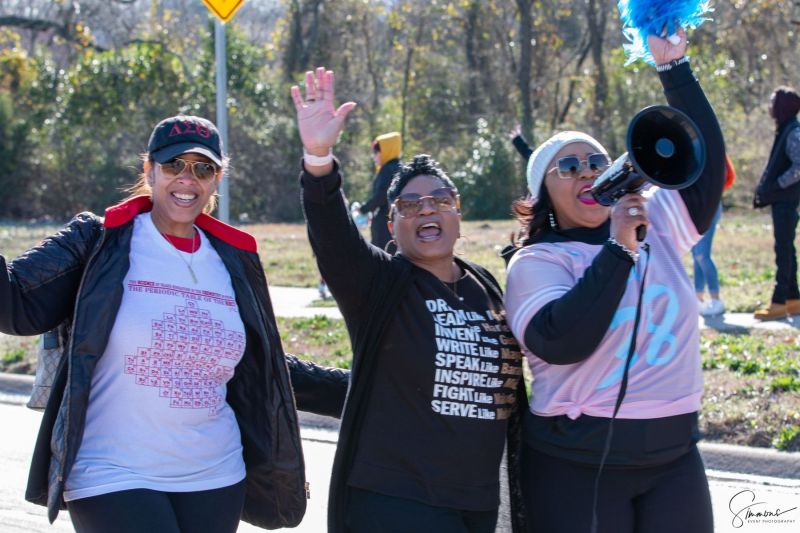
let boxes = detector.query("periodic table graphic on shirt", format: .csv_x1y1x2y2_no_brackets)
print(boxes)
123,292,245,416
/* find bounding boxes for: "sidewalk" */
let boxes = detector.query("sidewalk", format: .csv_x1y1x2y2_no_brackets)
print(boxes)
267,285,800,333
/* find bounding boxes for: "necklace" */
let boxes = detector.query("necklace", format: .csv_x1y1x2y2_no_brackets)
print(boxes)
162,227,199,284
443,265,465,301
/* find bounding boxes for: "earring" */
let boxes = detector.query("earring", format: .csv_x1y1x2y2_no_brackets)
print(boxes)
549,211,558,230
384,239,396,254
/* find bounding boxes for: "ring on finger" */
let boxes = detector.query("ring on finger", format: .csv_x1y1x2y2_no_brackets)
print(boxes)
627,207,640,217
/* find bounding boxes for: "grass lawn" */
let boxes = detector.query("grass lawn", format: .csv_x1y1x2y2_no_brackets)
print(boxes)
1,208,799,450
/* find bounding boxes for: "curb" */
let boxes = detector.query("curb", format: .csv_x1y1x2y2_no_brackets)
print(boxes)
3,372,797,482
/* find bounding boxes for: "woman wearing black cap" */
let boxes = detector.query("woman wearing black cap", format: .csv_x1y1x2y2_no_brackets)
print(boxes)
0,114,348,532
291,68,527,533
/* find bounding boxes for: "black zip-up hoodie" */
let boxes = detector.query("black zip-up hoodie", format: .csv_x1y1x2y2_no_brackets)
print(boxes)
300,165,528,533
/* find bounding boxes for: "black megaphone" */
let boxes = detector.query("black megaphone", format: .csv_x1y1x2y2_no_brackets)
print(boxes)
590,105,706,240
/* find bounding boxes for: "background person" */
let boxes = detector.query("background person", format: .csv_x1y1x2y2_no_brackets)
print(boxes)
359,131,402,250
753,86,800,320
509,123,533,162
292,67,527,533
504,30,724,533
0,115,348,533
693,155,736,316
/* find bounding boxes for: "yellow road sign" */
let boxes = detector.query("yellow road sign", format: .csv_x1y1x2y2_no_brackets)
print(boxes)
201,0,245,23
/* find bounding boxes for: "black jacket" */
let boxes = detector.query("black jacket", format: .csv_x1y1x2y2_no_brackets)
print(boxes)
0,196,349,528
754,118,800,208
301,165,528,533
361,158,400,249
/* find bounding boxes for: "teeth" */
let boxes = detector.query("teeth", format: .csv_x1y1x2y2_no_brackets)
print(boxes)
420,222,440,229
173,192,197,201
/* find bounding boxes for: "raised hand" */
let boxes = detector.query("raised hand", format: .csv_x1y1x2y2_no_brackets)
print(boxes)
290,67,356,157
648,27,688,66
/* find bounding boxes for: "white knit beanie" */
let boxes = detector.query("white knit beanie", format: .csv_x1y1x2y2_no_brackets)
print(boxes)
526,131,608,201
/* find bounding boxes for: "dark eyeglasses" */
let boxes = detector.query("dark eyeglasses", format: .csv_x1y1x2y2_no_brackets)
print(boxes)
159,158,219,181
391,187,459,219
548,153,610,179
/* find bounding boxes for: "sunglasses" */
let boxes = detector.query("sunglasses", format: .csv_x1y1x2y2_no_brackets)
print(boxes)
391,187,460,219
548,153,610,179
159,158,219,181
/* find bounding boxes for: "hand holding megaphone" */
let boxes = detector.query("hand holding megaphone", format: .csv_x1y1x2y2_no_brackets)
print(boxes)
610,193,649,252
590,105,706,241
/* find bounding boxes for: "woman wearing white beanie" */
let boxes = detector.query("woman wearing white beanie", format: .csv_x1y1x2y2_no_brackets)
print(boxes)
504,30,725,533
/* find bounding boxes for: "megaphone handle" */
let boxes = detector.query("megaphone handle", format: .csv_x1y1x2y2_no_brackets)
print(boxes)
636,225,647,242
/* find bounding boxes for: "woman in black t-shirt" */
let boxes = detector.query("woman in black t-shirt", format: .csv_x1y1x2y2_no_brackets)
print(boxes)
291,68,527,533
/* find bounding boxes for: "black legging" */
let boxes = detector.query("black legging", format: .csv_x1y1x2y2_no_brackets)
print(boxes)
346,487,498,533
520,445,713,533
66,479,246,533
771,202,800,304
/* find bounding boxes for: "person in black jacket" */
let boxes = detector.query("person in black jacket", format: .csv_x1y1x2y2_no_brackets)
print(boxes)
753,86,800,320
0,114,348,533
291,67,527,533
359,132,402,250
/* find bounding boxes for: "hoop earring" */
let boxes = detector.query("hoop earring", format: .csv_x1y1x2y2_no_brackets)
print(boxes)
384,239,397,254
549,211,558,230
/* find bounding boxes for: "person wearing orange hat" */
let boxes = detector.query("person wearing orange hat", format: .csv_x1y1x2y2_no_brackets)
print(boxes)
359,132,402,250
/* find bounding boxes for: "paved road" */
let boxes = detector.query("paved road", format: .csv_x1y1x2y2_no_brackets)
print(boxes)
2,399,798,533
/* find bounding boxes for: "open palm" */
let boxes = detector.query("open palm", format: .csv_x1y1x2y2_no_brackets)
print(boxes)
291,67,356,155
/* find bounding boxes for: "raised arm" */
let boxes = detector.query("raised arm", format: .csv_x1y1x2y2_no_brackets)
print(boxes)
649,30,726,235
291,68,389,315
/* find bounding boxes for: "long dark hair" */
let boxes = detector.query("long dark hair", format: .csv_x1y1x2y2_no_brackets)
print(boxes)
772,86,800,127
511,185,554,246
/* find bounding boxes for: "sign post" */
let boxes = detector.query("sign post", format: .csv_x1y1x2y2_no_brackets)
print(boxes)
201,1,246,223
214,19,229,223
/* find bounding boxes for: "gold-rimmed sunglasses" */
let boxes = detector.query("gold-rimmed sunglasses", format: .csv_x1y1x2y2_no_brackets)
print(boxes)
159,158,219,181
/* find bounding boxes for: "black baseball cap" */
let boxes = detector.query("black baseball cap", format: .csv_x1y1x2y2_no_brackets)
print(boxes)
147,115,223,166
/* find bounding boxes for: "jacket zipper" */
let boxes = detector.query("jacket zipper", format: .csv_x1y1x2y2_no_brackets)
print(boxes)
57,224,107,482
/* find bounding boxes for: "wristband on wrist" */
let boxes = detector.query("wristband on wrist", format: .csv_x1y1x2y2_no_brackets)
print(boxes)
607,237,640,263
303,148,334,166
656,56,689,73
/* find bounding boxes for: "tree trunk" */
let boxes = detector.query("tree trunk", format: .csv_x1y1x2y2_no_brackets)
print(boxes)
401,21,425,143
587,0,608,136
515,0,534,145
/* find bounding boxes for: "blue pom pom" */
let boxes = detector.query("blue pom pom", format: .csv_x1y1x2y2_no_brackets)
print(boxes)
618,0,713,65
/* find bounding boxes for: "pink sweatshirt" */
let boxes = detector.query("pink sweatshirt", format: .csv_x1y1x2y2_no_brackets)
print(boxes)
505,188,703,420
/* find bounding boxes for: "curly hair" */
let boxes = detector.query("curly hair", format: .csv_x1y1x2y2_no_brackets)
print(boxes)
386,154,457,204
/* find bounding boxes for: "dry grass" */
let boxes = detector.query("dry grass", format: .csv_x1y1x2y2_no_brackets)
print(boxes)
2,211,799,450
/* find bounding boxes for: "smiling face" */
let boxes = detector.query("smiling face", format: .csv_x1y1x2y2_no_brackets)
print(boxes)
148,152,220,237
388,174,461,266
544,142,610,230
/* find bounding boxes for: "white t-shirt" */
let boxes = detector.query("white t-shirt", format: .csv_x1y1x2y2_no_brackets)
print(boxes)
505,188,703,421
64,213,246,501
